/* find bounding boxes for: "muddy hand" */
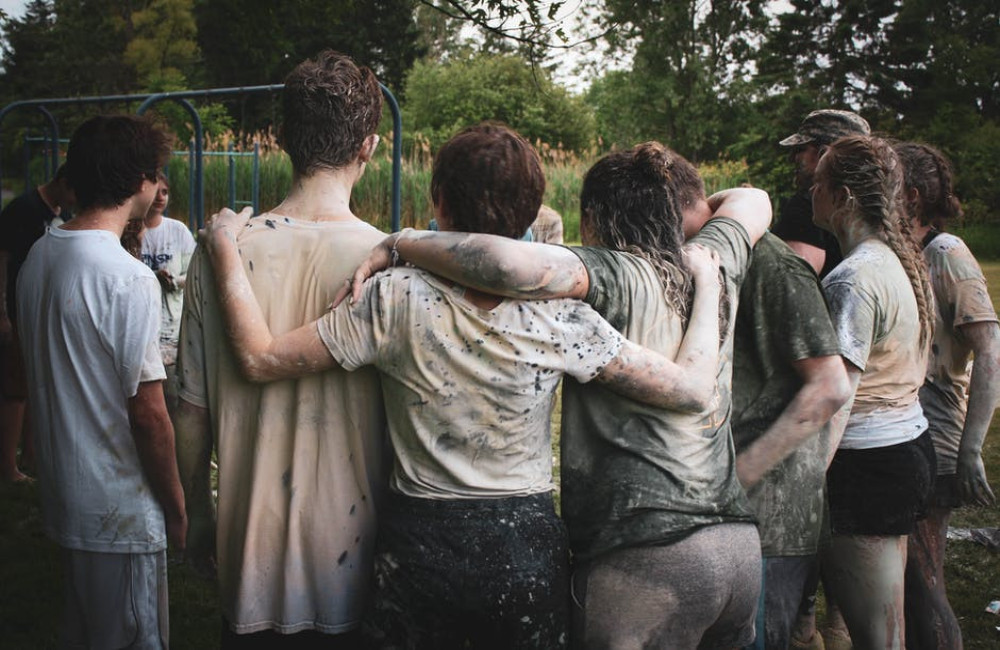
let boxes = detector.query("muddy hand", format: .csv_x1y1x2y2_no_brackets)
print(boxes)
331,233,398,308
957,453,996,507
201,206,254,245
682,243,721,285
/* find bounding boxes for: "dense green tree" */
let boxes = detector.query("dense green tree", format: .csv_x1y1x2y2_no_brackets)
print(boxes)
124,0,200,85
403,52,595,151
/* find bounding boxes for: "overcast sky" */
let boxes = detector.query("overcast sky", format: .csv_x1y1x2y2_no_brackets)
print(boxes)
0,0,25,20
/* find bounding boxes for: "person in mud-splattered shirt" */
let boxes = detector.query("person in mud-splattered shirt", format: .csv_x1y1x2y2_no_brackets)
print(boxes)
814,136,937,649
340,143,774,649
896,142,1000,650
730,229,850,650
202,124,726,649
175,51,389,647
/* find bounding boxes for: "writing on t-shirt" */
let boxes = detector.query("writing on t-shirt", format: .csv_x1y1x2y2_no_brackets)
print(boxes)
141,252,173,270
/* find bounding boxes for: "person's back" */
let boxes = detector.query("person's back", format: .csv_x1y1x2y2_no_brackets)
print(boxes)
180,216,387,632
175,50,389,643
19,227,166,549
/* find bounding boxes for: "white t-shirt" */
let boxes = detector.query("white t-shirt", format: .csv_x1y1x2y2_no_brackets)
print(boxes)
17,226,167,553
178,214,388,635
317,268,624,500
141,216,196,362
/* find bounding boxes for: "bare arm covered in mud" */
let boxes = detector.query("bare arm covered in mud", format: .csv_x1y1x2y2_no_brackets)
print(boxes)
955,321,1000,505
594,244,722,411
202,207,723,412
174,398,216,575
737,355,852,489
336,188,772,306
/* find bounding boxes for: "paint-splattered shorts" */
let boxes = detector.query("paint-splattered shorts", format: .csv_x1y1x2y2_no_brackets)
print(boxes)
365,491,569,649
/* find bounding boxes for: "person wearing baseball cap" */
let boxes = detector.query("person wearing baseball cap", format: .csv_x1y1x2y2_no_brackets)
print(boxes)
771,110,871,278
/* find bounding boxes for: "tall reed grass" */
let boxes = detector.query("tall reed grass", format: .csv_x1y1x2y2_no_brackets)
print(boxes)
164,133,758,242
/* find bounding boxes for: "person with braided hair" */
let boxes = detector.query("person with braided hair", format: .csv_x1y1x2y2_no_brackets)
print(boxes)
812,135,937,648
897,142,1000,650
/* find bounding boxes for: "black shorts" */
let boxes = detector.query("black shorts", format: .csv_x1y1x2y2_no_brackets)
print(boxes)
928,473,962,509
827,430,936,536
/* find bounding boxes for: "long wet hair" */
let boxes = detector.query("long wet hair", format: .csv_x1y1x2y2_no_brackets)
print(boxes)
893,142,962,231
818,135,933,346
579,142,701,322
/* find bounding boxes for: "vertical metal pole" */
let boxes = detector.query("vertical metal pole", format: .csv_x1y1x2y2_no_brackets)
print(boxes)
228,141,236,211
252,141,260,215
188,140,195,231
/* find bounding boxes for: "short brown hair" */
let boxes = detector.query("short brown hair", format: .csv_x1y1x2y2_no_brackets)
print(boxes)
65,115,170,212
281,50,383,175
430,123,544,239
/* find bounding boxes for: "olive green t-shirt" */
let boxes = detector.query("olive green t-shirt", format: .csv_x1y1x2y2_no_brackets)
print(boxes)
732,232,840,557
563,217,756,562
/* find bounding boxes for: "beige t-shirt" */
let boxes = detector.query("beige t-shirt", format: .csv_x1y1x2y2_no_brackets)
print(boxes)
177,214,388,635
317,268,624,500
920,233,999,474
823,239,929,449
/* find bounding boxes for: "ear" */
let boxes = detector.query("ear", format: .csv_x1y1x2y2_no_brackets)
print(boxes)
358,134,380,163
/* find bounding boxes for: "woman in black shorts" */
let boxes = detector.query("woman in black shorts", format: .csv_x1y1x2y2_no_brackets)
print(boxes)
812,135,937,648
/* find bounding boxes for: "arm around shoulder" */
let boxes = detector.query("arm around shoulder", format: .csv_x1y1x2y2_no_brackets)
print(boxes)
707,188,772,245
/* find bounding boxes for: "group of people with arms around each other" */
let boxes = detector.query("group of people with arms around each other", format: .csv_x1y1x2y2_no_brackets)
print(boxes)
3,48,997,650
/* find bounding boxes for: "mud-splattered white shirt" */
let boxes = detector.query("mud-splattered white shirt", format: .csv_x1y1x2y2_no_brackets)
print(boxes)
318,268,624,500
17,227,167,553
823,239,929,449
140,216,196,365
920,233,999,474
178,214,388,634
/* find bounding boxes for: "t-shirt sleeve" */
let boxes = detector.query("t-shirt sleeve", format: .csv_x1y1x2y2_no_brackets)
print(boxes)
931,240,999,329
570,246,639,328
103,273,166,397
690,216,753,289
176,247,208,407
555,300,625,383
316,272,389,371
772,192,825,247
823,279,877,371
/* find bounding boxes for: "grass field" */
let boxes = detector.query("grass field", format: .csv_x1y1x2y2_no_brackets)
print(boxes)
2,266,1000,649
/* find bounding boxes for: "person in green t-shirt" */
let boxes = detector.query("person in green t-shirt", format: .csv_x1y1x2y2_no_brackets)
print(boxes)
339,142,773,649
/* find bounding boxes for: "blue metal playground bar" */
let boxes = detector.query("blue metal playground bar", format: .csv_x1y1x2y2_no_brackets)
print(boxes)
0,83,404,231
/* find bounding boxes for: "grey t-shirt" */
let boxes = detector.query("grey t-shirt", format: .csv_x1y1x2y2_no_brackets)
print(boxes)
732,232,840,557
562,217,756,562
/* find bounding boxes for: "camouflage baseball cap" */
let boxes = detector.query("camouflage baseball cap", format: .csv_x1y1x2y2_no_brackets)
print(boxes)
779,109,871,147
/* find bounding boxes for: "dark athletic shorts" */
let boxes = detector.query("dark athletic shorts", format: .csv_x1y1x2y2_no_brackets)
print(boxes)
366,491,569,650
827,430,936,536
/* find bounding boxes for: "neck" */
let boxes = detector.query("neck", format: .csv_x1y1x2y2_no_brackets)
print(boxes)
37,182,61,215
61,202,134,237
145,211,164,229
831,209,881,255
910,219,932,245
273,168,359,222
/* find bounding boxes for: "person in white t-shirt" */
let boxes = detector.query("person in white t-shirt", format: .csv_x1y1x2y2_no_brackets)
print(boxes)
141,173,195,411
201,123,726,649
17,114,186,649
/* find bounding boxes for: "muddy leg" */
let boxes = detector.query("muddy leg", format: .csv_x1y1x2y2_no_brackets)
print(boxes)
904,507,961,649
0,395,29,482
823,534,906,650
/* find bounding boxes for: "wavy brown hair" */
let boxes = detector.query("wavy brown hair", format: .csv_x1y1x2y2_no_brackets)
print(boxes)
819,135,934,346
579,142,702,321
893,142,963,231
